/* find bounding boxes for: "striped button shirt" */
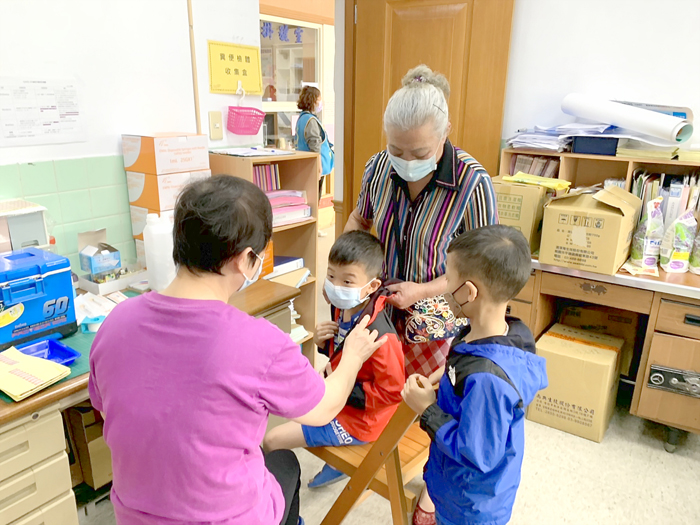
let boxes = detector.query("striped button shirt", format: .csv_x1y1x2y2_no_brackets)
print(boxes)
356,141,498,284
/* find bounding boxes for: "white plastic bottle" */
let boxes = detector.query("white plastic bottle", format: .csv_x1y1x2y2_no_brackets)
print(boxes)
143,214,177,291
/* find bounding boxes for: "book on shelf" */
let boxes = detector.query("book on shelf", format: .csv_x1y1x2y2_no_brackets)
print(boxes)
253,164,281,192
269,267,312,288
0,347,71,402
272,205,311,227
264,256,304,280
509,154,559,178
266,190,307,208
632,168,700,225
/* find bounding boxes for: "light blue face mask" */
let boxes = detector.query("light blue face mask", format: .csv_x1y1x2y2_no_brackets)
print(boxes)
324,278,378,310
387,143,440,182
239,252,264,291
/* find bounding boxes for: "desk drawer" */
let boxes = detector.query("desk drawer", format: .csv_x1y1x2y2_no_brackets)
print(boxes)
9,491,78,525
507,300,532,323
636,333,700,433
0,409,64,483
540,273,653,314
656,299,700,341
0,452,71,525
515,273,536,303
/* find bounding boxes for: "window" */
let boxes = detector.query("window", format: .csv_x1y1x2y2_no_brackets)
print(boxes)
260,16,322,147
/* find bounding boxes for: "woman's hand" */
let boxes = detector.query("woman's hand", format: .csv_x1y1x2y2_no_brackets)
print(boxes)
342,315,387,365
314,321,339,348
386,281,426,310
402,374,437,414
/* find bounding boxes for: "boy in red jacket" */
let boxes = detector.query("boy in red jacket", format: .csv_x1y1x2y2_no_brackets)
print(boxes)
264,231,404,487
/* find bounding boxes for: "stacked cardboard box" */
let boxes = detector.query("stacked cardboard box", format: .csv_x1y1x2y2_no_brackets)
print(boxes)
67,402,112,489
122,134,210,266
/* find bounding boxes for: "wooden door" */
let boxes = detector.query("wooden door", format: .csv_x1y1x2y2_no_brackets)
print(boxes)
342,0,514,225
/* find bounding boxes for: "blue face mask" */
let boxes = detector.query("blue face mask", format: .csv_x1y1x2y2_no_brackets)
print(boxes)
324,278,378,310
387,143,440,182
239,252,264,291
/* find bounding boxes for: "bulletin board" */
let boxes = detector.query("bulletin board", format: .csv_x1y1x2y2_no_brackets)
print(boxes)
208,41,262,95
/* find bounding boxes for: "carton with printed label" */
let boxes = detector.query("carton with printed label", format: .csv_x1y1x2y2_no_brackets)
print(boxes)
539,186,642,275
127,169,211,211
122,134,209,175
528,324,624,442
492,176,548,253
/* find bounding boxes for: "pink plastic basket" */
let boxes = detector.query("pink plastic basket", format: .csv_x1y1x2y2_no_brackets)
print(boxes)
227,106,265,135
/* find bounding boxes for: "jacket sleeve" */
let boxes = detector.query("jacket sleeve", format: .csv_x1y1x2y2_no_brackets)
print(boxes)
359,335,405,411
304,118,323,153
429,374,515,473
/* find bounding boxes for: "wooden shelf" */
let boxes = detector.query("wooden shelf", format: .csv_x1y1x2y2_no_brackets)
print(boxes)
273,217,317,233
297,332,314,345
502,148,700,167
300,276,317,287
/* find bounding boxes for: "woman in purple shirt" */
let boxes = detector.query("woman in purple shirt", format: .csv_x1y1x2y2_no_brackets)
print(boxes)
89,175,385,525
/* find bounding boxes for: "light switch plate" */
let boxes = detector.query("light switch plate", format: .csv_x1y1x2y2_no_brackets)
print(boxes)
208,111,223,140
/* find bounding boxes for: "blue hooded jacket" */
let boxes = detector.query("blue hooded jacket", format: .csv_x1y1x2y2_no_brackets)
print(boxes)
420,317,548,525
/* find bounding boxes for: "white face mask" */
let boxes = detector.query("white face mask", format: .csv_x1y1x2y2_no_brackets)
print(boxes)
387,142,441,182
324,278,377,310
239,252,264,291
316,101,323,113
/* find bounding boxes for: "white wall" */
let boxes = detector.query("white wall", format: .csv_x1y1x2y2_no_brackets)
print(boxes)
0,0,196,164
190,0,263,148
502,0,700,144
333,0,344,201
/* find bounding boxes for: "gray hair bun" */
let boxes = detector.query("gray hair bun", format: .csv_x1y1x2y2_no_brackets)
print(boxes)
401,64,450,101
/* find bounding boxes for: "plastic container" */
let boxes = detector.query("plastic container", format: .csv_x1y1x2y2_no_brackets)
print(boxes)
227,106,265,135
143,213,177,291
17,339,81,366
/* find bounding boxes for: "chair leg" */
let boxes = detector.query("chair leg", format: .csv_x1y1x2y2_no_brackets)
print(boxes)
386,449,409,525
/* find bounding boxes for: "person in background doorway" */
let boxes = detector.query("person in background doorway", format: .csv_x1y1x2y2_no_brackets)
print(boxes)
295,85,334,236
88,176,385,525
344,64,499,524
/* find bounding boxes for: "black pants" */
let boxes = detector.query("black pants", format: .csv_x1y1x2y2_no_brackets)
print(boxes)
265,450,301,525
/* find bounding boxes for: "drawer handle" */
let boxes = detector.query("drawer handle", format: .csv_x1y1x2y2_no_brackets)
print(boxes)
684,314,700,327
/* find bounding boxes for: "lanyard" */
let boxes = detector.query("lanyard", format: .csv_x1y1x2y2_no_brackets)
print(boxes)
390,187,408,281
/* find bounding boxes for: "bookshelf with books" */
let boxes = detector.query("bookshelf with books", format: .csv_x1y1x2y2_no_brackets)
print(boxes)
210,151,319,365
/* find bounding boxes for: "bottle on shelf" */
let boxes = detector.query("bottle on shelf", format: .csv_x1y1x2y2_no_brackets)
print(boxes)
143,214,176,291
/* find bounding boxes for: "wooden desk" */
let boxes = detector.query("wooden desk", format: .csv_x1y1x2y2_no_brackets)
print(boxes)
0,281,301,427
518,261,700,437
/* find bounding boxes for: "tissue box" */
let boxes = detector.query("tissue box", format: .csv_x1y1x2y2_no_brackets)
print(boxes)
78,230,121,275
122,133,209,175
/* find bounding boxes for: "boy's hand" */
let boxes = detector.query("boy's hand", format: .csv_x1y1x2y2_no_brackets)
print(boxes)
386,281,425,310
343,315,386,365
314,321,339,348
402,374,437,414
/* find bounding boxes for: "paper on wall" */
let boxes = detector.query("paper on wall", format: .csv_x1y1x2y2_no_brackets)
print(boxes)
561,93,693,144
0,77,86,147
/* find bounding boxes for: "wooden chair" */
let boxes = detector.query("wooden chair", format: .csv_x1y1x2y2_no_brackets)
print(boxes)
307,401,431,525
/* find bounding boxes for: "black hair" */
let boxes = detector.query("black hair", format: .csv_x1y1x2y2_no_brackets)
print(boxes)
329,231,384,279
173,175,272,274
447,225,531,303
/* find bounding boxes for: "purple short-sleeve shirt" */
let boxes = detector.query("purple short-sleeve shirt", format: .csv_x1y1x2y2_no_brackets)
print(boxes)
89,292,325,525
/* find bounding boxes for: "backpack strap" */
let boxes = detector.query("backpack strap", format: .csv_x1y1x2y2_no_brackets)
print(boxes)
446,354,524,410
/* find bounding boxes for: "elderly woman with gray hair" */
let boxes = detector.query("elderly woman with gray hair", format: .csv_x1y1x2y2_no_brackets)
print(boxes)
344,64,498,525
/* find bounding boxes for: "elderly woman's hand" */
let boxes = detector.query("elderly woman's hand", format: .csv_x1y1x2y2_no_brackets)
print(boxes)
386,281,425,310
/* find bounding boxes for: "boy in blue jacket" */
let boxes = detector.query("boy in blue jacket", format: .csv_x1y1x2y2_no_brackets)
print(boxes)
403,224,548,525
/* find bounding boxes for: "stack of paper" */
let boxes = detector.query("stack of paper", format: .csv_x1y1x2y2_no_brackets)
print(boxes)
616,139,678,160
290,323,309,344
268,267,312,287
0,347,70,402
266,190,311,227
678,145,700,163
506,129,572,152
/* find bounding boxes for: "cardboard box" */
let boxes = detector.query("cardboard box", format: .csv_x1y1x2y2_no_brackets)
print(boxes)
122,133,209,175
78,267,147,295
130,206,175,241
539,186,642,275
135,239,146,267
67,403,112,489
127,169,211,211
528,324,624,442
78,229,122,275
559,304,639,377
492,176,549,253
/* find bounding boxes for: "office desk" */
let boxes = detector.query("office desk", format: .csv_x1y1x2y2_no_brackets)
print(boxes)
511,261,700,438
0,281,301,523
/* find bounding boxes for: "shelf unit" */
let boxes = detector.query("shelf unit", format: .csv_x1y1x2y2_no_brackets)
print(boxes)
500,148,700,191
210,151,320,365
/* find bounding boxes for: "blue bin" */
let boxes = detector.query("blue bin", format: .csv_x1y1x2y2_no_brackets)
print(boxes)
17,338,81,366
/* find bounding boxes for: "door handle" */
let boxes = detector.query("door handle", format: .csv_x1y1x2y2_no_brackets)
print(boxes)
684,314,700,327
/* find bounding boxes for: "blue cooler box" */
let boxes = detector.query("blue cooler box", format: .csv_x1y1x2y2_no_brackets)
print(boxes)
0,248,78,350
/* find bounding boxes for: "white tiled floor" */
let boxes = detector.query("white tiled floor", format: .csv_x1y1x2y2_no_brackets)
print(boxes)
79,226,700,524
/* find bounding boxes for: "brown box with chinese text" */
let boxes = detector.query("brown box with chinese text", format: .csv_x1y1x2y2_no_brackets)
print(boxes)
67,402,113,489
492,176,548,253
528,324,624,442
539,186,642,275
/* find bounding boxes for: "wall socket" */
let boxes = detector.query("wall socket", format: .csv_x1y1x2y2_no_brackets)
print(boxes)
208,111,223,140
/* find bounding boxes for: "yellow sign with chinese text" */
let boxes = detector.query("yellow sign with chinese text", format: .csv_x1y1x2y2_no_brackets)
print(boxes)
208,41,262,95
